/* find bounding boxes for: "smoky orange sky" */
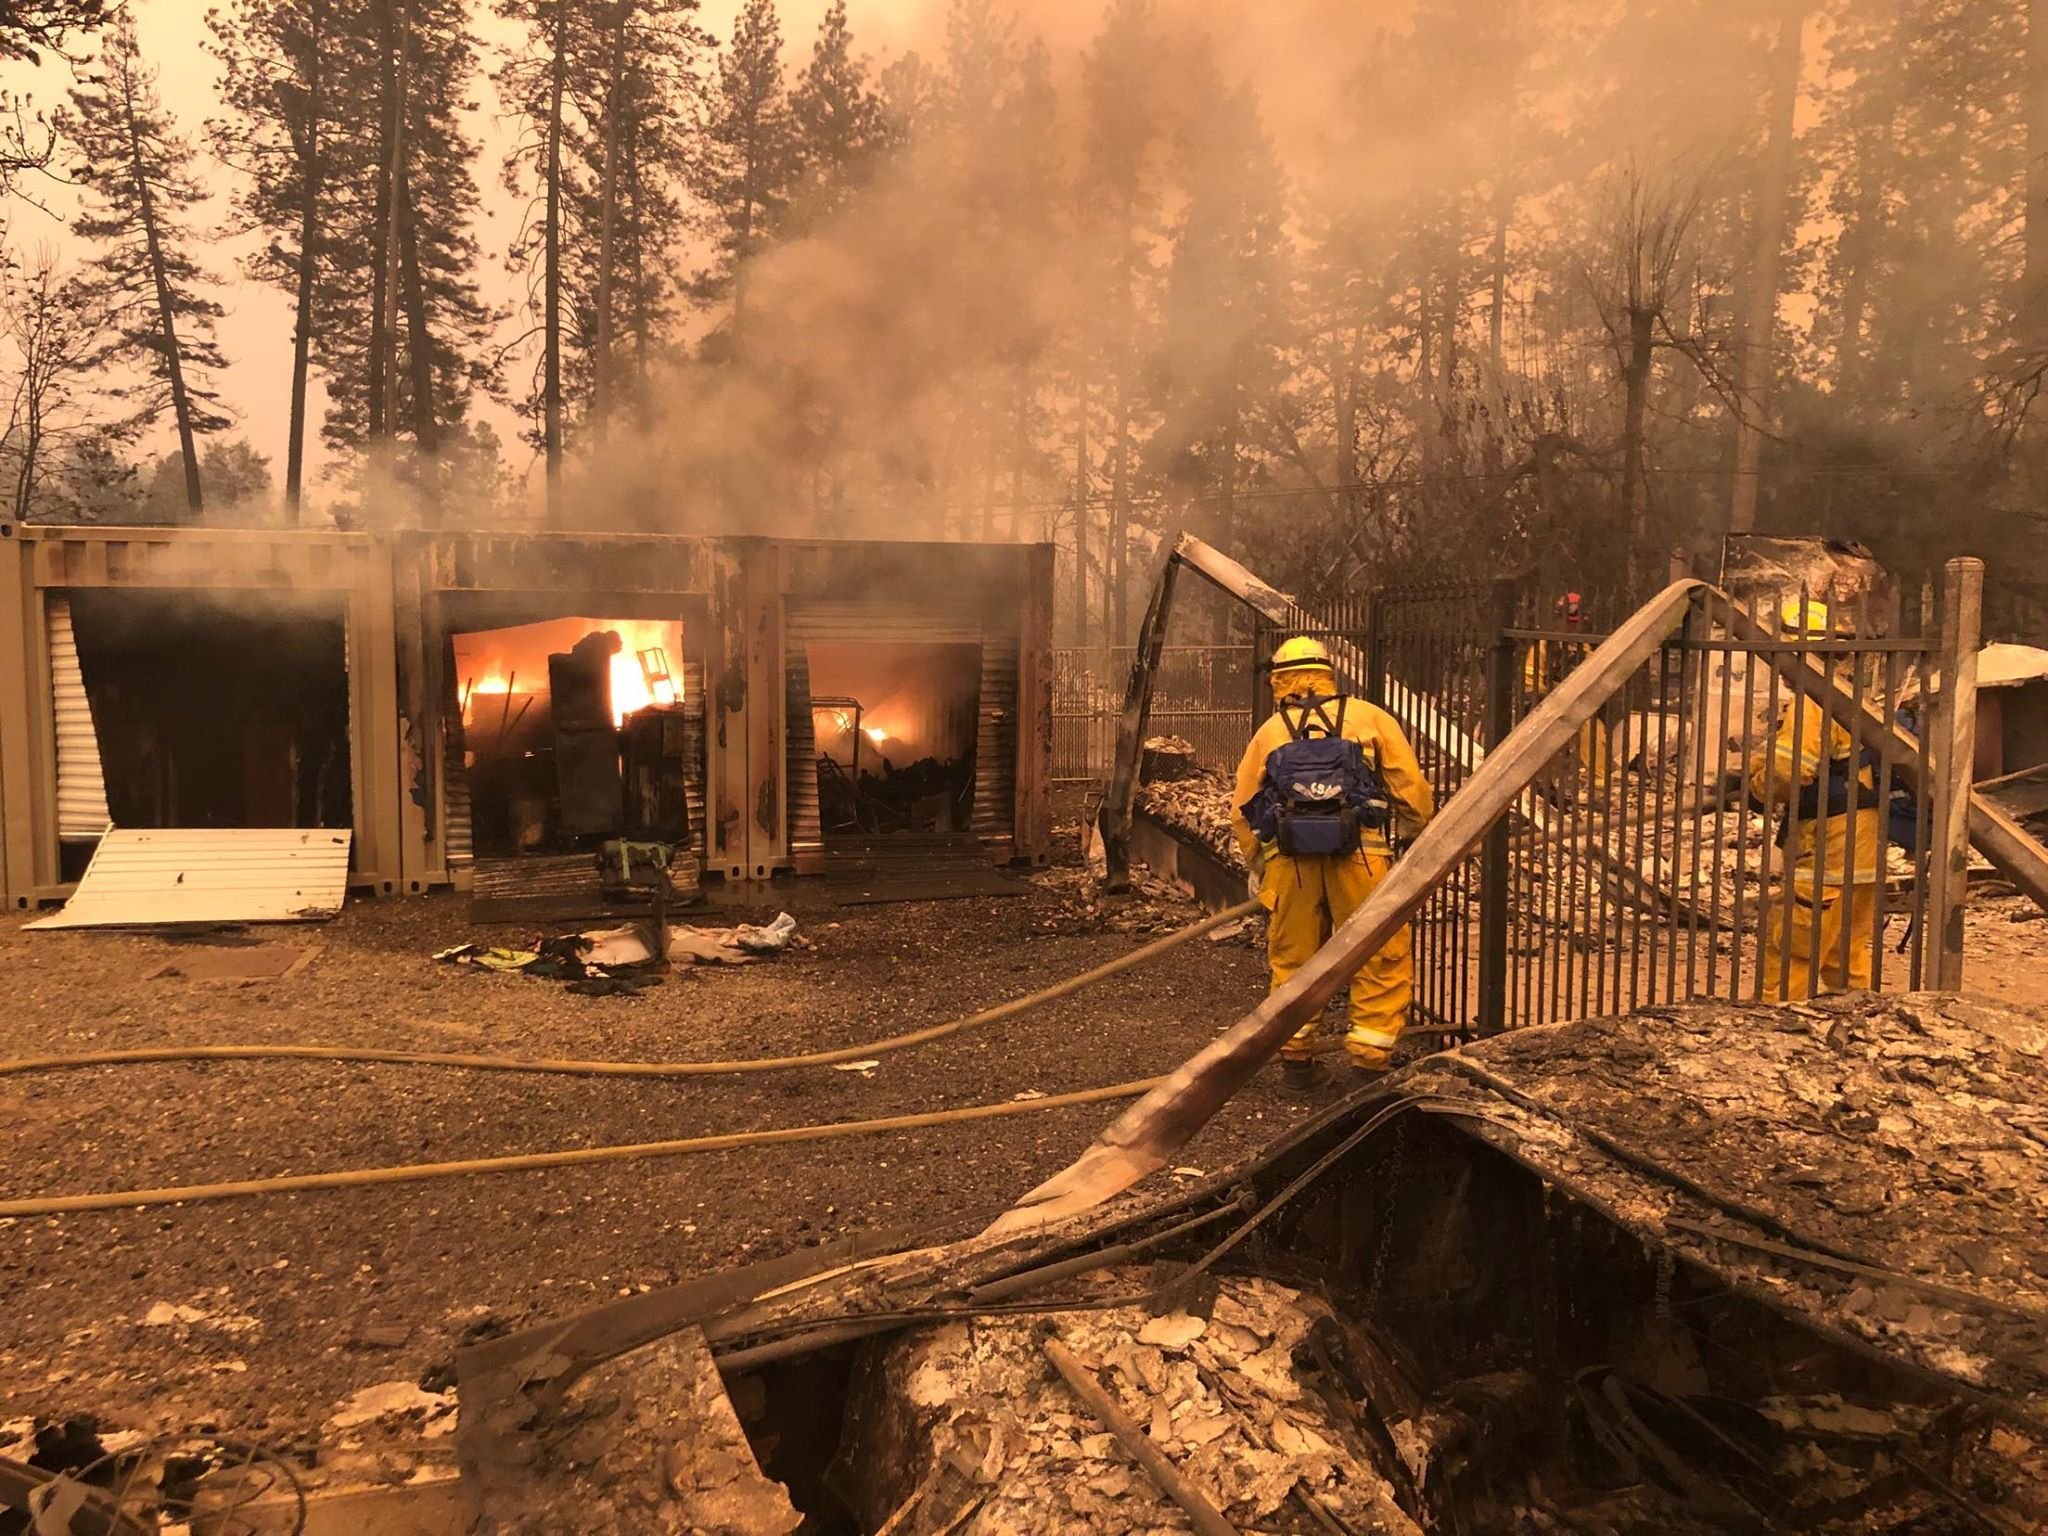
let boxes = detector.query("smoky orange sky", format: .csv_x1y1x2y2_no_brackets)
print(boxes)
0,0,1429,509
0,0,864,497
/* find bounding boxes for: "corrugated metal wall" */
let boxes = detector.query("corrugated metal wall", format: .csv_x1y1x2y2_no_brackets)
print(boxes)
46,597,109,841
785,648,822,856
972,636,1019,842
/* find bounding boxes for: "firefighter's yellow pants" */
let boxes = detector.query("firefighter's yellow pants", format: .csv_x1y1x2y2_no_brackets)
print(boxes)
1759,882,1879,999
1262,849,1411,1069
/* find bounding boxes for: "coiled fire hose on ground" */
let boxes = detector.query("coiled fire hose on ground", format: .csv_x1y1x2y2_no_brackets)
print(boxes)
0,900,1261,1217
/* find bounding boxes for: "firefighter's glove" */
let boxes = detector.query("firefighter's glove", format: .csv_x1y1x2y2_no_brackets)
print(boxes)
1246,840,1273,901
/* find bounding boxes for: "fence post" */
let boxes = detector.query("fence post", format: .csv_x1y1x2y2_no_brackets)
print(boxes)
1928,556,1983,991
1476,576,1519,1036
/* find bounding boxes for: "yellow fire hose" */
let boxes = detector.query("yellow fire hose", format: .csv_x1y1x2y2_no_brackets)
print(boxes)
0,900,1261,1216
0,1078,1164,1218
0,900,1257,1082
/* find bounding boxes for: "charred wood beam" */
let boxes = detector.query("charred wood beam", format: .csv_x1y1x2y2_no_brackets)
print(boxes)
987,581,1706,1234
1100,547,1179,890
1042,1337,1243,1536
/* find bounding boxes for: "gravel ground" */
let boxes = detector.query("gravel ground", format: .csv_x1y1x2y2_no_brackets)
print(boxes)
4,807,2041,1470
0,821,1316,1458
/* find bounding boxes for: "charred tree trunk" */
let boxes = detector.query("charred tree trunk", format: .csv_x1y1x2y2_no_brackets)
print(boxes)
1488,186,1511,369
542,0,567,502
122,77,203,514
2025,0,2048,345
1071,379,1090,646
397,160,440,460
283,0,325,521
368,0,404,447
591,6,632,434
1620,305,1655,587
625,128,650,401
1728,4,1804,536
1831,123,1889,396
1109,370,1132,646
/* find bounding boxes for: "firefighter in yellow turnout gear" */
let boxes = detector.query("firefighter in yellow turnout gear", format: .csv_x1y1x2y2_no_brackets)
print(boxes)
1233,637,1436,1086
1747,598,1884,998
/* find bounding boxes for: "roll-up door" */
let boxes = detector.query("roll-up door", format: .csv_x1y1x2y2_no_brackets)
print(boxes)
48,596,111,841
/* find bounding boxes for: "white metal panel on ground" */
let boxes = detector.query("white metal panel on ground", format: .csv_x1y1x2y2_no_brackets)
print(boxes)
26,827,354,929
47,597,111,840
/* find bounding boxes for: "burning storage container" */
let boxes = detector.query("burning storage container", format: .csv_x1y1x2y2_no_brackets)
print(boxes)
0,521,1053,911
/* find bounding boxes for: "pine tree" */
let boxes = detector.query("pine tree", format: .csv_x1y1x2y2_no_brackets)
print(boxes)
1076,0,1162,641
60,12,229,517
317,0,498,503
1152,51,1290,561
497,0,584,495
208,0,361,518
502,0,707,458
785,0,881,234
690,0,795,341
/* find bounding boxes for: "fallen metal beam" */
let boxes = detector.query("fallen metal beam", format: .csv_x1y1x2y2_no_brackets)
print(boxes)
987,581,1706,1235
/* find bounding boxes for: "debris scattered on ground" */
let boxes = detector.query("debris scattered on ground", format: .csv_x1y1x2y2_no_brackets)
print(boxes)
466,1326,798,1535
434,912,802,989
1032,865,1216,937
139,1299,260,1335
328,1380,456,1433
585,911,799,967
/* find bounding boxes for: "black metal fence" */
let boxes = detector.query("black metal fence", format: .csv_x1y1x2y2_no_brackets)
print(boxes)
1081,565,1965,1045
1345,580,1949,1042
1053,645,1254,780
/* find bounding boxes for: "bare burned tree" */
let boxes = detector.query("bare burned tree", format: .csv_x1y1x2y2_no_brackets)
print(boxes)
0,252,106,521
1579,166,1713,589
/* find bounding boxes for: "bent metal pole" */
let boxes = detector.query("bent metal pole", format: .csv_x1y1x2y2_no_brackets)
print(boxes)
985,579,1708,1238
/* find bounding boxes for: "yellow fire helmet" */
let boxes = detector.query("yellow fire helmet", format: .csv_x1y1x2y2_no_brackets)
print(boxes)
1269,635,1335,679
1779,595,1836,638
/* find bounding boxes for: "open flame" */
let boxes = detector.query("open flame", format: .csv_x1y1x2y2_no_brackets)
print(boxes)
456,617,683,730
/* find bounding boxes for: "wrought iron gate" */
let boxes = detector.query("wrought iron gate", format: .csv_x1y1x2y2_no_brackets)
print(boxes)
1281,577,1952,1041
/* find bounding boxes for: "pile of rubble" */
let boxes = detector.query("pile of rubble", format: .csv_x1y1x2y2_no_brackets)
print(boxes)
842,1276,1418,1534
1133,770,1242,870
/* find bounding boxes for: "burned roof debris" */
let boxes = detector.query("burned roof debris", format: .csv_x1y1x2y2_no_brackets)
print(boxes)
443,989,2048,1534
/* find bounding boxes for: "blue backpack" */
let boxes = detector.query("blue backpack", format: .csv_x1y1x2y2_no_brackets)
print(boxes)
1241,696,1393,857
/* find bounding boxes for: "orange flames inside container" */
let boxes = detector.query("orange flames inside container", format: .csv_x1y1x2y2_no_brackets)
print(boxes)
456,617,682,730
